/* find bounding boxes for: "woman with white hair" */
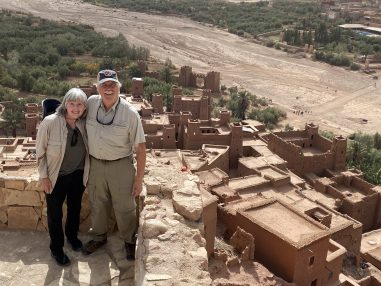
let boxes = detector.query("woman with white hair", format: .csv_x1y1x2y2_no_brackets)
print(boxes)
36,88,89,267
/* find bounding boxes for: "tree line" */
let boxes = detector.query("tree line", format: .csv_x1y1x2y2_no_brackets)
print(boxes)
347,132,381,185
84,0,320,36
0,11,149,97
85,0,379,69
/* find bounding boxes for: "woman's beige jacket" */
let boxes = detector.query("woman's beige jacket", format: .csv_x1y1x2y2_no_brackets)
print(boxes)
36,113,90,189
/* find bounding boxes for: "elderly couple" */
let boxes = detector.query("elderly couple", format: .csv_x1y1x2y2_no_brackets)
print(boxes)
36,70,146,266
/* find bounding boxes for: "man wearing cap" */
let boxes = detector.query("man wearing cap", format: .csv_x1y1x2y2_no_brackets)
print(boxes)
82,69,146,260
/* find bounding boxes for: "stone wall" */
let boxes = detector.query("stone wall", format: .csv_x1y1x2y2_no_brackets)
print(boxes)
0,173,91,233
137,153,212,285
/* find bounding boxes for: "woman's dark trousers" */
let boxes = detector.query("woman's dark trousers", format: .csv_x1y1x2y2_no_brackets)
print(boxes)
46,170,84,255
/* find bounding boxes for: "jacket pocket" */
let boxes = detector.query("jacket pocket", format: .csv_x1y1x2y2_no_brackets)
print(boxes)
46,140,61,157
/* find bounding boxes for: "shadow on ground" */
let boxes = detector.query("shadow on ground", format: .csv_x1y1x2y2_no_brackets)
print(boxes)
0,230,134,286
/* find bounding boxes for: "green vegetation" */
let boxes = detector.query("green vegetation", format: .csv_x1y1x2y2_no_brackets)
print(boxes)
347,132,381,185
85,0,380,68
0,86,38,136
215,86,284,128
84,0,320,36
142,77,172,111
248,107,286,129
319,130,334,140
0,11,149,97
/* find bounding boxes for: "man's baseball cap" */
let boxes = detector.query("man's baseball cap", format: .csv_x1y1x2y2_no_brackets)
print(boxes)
97,69,121,85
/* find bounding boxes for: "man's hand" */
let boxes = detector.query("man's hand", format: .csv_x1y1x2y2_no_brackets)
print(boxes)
40,178,52,194
132,178,143,197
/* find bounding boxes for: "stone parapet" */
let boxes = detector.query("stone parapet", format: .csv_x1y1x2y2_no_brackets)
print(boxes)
0,172,91,232
136,154,212,285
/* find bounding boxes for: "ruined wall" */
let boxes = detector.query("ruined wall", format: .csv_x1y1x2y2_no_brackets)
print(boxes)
315,134,333,151
183,121,230,151
151,94,164,114
178,66,196,88
323,239,347,286
268,133,336,176
340,193,379,232
162,124,177,149
301,153,335,175
197,147,230,175
131,78,144,96
204,71,220,93
230,123,243,169
268,133,301,167
181,99,201,119
273,130,306,139
25,113,39,139
145,135,163,149
330,219,362,257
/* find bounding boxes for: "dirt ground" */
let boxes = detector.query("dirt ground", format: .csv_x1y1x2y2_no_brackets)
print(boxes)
1,0,380,136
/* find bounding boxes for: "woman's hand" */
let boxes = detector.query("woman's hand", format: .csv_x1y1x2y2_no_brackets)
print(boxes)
40,178,52,194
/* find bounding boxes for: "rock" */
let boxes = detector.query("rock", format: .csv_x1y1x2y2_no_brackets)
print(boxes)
192,232,206,247
24,178,42,192
145,255,165,271
143,219,169,238
36,220,47,231
145,177,161,195
144,196,161,206
7,206,39,230
171,213,185,222
0,188,42,207
0,207,7,223
226,256,239,267
4,178,28,191
214,250,228,262
188,247,208,271
241,246,251,262
144,212,157,220
146,273,172,281
230,227,254,260
158,230,176,241
172,183,202,221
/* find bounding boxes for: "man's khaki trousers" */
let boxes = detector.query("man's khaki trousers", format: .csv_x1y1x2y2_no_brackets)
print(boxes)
87,156,136,244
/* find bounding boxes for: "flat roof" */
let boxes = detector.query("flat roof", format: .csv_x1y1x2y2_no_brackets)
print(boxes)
142,114,170,125
229,175,269,191
196,168,228,186
335,184,366,203
259,166,287,180
361,229,381,255
244,201,329,247
239,155,286,169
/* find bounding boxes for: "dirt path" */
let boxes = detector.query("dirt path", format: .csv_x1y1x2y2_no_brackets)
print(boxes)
1,0,380,135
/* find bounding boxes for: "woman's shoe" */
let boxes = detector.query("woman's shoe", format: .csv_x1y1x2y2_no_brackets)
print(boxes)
51,251,71,267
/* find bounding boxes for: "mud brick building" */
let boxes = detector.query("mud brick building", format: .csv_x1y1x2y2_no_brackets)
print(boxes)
219,198,346,286
178,66,220,93
265,123,347,176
